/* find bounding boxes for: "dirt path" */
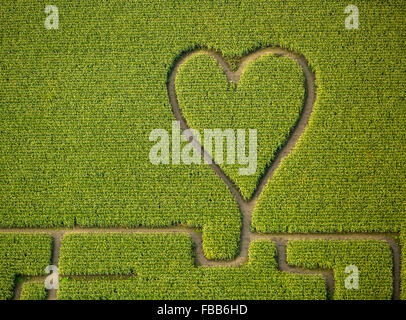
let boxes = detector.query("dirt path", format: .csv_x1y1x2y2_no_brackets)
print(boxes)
1,228,400,300
2,47,401,300
166,47,400,299
167,47,317,273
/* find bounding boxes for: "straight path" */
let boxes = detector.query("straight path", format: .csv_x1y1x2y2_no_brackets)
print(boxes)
1,228,399,300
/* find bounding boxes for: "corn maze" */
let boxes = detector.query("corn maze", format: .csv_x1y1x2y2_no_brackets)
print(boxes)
0,0,405,302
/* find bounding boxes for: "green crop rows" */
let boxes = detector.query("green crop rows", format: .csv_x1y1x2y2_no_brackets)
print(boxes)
0,0,404,300
287,240,393,300
0,233,400,300
59,233,194,275
20,282,48,300
0,234,52,300
1,0,404,258
58,233,326,300
175,53,305,200
401,228,406,300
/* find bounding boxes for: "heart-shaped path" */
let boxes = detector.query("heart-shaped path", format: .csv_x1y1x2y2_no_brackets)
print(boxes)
168,47,316,261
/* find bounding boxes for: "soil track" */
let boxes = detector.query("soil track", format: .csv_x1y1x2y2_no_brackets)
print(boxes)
167,47,317,274
2,228,399,300
2,47,401,300
167,47,400,299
